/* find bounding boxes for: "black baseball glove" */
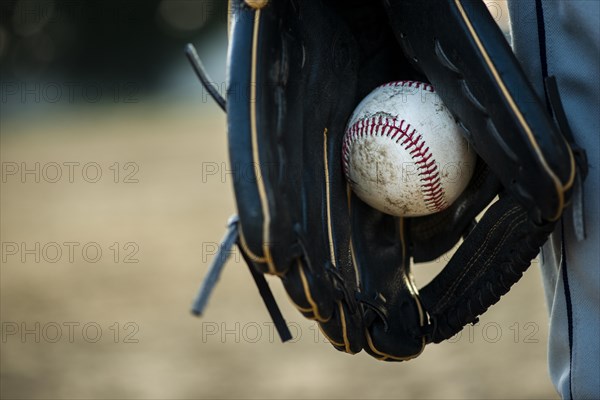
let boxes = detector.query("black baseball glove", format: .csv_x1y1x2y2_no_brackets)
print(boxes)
190,0,584,361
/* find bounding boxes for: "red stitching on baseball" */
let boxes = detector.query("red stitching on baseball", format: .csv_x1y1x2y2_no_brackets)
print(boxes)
342,115,448,213
377,80,435,93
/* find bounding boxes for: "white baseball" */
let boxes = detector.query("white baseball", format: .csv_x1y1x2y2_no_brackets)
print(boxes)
342,81,476,217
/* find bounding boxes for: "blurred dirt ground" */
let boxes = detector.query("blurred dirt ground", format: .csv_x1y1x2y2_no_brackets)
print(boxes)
1,102,557,399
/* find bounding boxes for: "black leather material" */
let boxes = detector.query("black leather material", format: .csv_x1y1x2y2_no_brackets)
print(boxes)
384,0,575,223
408,157,501,263
351,193,426,360
420,193,557,343
222,0,576,361
227,0,365,353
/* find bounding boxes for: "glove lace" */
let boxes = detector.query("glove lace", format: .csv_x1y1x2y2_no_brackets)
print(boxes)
356,294,390,333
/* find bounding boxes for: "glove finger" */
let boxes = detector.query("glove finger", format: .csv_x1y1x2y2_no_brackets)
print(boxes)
318,301,364,355
420,193,556,342
351,193,425,360
281,258,334,323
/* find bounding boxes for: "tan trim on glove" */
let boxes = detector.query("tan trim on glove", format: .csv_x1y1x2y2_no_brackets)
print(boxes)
323,128,337,269
297,259,329,323
250,9,277,274
455,0,575,221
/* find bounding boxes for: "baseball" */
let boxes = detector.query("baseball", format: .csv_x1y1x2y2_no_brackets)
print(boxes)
342,80,476,217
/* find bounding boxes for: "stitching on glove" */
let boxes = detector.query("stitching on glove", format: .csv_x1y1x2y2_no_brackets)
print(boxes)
431,205,522,314
429,212,529,341
431,206,518,313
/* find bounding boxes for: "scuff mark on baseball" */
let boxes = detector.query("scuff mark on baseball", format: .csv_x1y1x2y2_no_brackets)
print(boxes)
342,80,476,217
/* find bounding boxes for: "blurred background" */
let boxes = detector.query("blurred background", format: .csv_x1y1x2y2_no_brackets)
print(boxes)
1,1,557,399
